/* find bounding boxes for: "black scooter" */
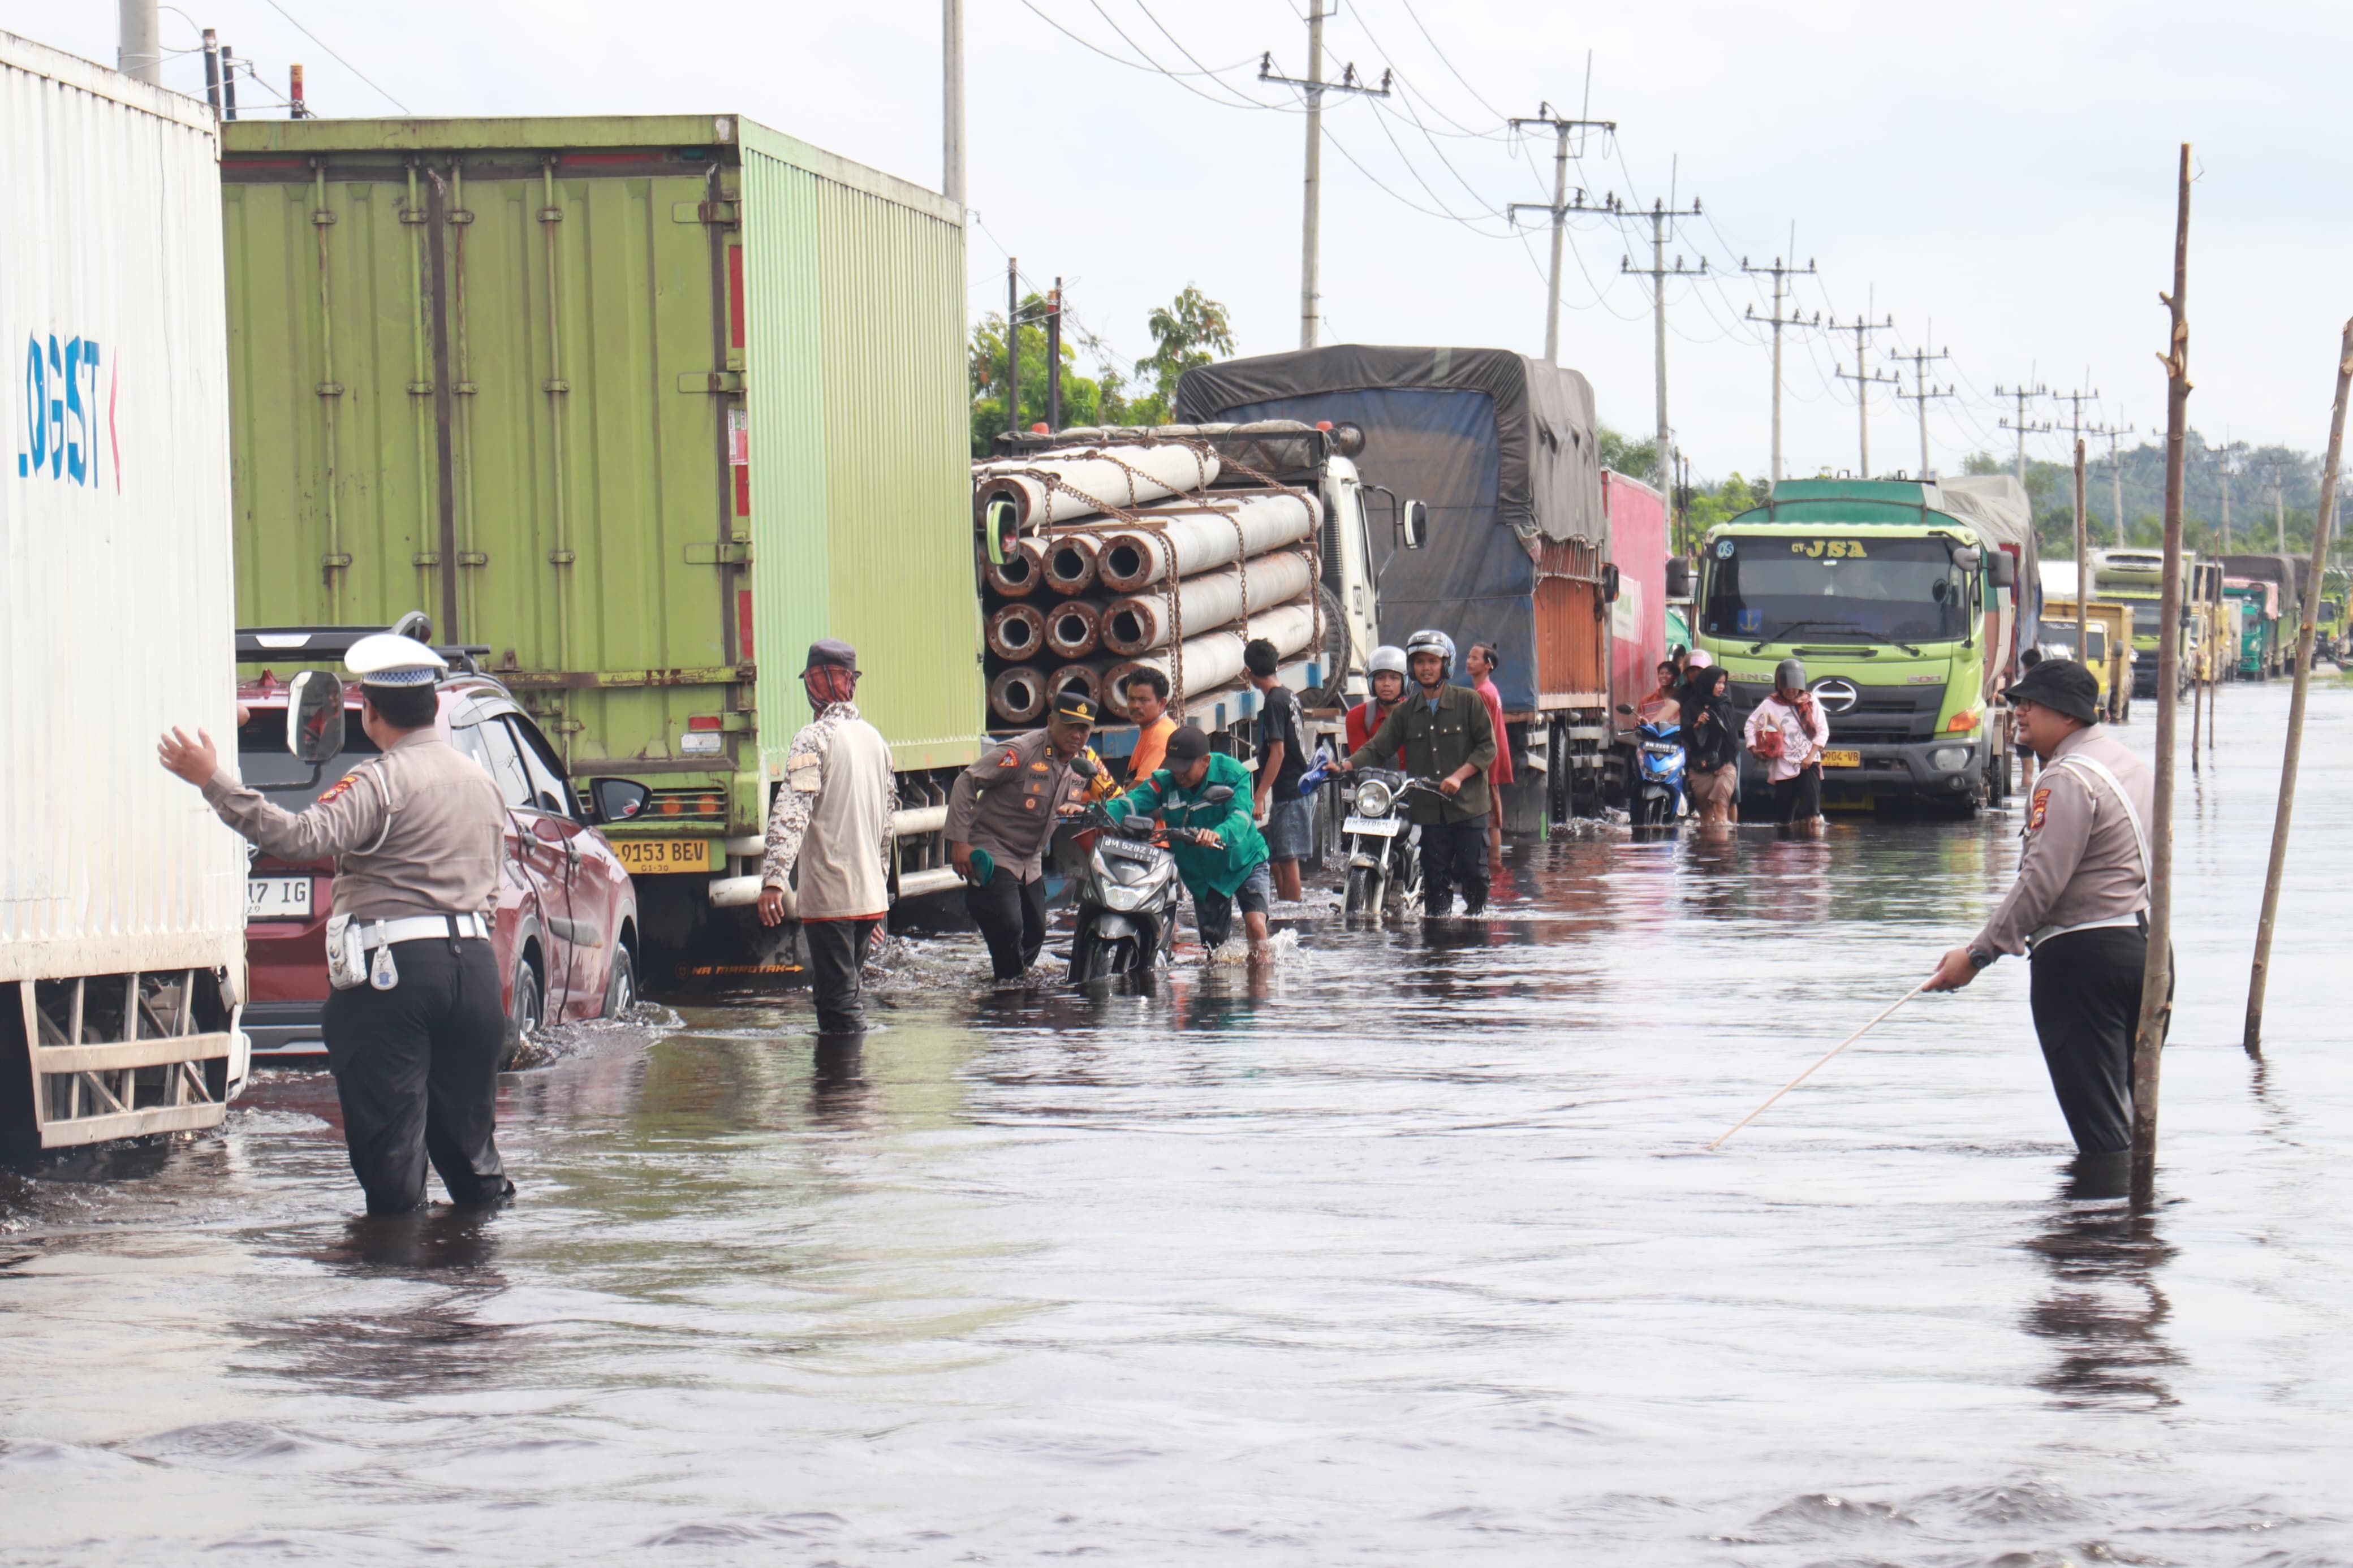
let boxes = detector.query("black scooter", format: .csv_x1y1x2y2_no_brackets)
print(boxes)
1063,760,1231,981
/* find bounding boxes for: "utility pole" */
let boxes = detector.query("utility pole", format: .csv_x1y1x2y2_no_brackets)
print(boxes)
1889,339,1953,479
117,0,162,85
2052,383,2110,569
1261,28,1390,349
943,0,966,206
1005,257,1020,442
1616,199,1706,499
1742,255,1819,484
2272,461,2288,552
2218,430,2233,547
1045,278,1063,433
2103,422,2138,545
201,29,222,116
1994,381,2053,486
1829,313,1897,477
1505,106,1617,365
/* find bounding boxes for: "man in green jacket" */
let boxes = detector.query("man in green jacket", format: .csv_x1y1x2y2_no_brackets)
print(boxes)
1338,628,1497,914
1102,724,1272,956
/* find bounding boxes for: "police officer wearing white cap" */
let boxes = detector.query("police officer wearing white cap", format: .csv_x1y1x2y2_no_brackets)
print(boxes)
158,632,515,1216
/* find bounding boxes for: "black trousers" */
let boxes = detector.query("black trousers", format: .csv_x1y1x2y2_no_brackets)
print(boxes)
2027,926,2149,1156
803,918,880,1034
1773,763,1822,824
966,867,1047,979
1419,818,1490,915
320,936,512,1216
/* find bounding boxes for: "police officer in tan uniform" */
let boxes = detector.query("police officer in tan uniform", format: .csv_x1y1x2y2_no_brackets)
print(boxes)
1924,659,2155,1154
158,634,514,1215
946,692,1114,980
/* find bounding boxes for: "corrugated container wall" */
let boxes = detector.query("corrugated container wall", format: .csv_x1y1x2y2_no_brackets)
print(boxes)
0,34,243,983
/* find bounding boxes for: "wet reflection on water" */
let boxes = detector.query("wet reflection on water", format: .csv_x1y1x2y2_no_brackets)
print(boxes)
6,684,2353,1564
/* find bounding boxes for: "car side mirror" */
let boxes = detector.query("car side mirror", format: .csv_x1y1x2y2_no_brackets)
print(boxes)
287,669,345,765
1071,754,1101,779
1399,499,1429,550
1665,558,1693,598
587,777,650,824
1615,703,1635,716
1989,550,2018,589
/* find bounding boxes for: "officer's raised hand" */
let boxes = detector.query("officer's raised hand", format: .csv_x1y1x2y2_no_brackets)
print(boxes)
157,727,220,787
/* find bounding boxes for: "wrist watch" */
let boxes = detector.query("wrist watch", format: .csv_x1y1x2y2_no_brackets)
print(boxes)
1966,946,1994,970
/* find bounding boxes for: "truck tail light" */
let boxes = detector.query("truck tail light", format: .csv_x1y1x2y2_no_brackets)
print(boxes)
688,715,724,731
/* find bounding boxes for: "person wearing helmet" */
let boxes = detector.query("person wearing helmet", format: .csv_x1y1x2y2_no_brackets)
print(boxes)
1742,656,1831,827
1346,645,1411,770
1337,628,1498,914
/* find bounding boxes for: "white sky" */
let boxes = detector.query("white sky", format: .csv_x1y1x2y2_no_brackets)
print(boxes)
20,0,2351,483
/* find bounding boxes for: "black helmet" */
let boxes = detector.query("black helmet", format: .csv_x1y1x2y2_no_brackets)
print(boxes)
1775,657,1807,692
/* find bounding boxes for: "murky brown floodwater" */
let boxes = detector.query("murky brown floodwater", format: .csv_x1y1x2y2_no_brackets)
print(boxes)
7,684,2353,1565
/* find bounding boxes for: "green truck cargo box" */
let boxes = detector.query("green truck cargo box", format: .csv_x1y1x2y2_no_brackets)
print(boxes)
219,114,981,941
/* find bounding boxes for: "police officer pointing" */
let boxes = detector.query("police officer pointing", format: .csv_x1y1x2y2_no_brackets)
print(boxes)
158,634,515,1216
1924,659,2156,1155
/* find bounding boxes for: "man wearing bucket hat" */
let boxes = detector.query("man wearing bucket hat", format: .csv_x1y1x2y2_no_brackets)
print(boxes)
946,690,1118,980
1923,659,2158,1156
757,641,897,1035
157,632,514,1216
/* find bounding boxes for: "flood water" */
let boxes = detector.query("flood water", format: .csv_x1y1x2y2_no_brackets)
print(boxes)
7,683,2352,1566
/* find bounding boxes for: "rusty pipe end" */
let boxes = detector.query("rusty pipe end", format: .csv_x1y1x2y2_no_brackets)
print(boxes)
988,666,1047,726
1042,534,1101,595
985,601,1048,660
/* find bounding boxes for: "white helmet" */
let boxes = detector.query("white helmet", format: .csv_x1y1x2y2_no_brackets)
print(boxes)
1368,644,1410,681
1403,628,1456,680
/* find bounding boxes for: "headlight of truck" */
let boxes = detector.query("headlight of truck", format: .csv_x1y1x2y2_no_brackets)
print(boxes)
1355,780,1393,817
1930,745,1972,773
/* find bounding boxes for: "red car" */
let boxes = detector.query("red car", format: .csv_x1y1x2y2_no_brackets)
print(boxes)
235,629,647,1066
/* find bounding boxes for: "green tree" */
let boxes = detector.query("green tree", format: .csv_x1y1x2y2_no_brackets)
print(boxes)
1597,425,1658,480
968,284,1238,455
1135,284,1236,414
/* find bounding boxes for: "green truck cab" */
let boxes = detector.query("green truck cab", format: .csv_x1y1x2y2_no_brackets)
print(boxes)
2093,549,2208,694
1692,478,2030,814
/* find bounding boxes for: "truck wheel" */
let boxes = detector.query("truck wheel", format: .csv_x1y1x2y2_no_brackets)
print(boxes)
1344,865,1376,917
501,955,543,1071
600,944,636,1019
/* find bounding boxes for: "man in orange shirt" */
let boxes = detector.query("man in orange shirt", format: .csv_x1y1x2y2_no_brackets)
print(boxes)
1121,668,1178,785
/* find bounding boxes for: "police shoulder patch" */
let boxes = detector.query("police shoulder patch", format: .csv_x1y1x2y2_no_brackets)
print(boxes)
997,749,1021,768
316,772,362,806
2029,786,2050,832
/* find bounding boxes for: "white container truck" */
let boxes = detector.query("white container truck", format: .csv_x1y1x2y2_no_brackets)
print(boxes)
1,32,248,1152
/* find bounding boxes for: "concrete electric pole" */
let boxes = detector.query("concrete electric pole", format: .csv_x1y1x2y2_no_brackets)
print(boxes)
2103,422,2139,545
1617,198,1706,500
1743,256,1820,485
1829,313,1897,478
1504,106,1616,365
1889,340,1953,480
943,0,965,206
1994,381,2053,486
1261,24,1390,350
118,0,162,85
2051,385,2111,563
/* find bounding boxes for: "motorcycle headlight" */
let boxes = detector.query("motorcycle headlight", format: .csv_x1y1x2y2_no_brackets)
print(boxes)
1104,882,1145,911
1355,779,1393,817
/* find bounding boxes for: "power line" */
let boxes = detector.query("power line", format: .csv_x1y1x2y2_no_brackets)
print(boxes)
1889,339,1954,480
253,0,408,113
1828,313,1899,477
1742,254,1820,483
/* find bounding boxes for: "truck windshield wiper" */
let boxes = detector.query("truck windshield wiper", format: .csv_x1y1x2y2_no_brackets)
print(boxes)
1894,641,1924,656
1748,620,1868,653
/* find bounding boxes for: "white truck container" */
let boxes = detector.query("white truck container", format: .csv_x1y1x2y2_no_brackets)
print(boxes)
1,32,248,1151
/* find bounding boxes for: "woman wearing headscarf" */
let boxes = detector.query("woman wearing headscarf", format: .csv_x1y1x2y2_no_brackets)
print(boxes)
1679,663,1740,830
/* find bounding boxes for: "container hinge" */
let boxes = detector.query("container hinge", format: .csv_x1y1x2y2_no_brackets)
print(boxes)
399,208,427,226
312,210,336,227
542,379,570,394
684,542,752,566
678,371,744,394
537,207,564,223
674,200,739,225
448,209,474,226
455,381,477,395
323,553,353,569
548,550,578,565
316,382,344,396
412,551,442,566
408,380,434,396
457,551,490,567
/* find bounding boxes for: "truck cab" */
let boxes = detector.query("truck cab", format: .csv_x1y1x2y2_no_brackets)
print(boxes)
1694,479,2024,814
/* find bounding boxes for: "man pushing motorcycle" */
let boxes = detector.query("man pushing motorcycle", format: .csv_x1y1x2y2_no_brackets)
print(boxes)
1100,724,1272,959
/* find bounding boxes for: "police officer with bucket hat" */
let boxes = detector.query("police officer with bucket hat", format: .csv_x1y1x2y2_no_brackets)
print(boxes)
158,633,515,1215
1923,659,2158,1155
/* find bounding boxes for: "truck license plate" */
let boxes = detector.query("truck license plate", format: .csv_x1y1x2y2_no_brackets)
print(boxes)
246,875,313,919
1343,816,1403,836
612,838,713,875
1821,749,1861,769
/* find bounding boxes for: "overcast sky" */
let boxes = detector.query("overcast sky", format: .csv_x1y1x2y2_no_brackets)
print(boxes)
21,0,2351,486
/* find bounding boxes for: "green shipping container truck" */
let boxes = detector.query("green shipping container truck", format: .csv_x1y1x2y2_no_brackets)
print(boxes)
219,114,980,962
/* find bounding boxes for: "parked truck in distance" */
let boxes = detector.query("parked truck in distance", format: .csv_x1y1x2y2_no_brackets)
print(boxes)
216,113,981,971
1693,476,2035,815
3,34,250,1154
2220,554,2305,677
1174,345,1669,824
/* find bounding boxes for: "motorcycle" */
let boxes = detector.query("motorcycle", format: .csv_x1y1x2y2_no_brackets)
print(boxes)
1335,768,1438,919
1063,772,1233,982
1617,703,1687,828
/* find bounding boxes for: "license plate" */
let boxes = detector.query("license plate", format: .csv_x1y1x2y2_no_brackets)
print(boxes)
1821,749,1861,769
611,837,713,875
1343,816,1403,836
246,875,313,919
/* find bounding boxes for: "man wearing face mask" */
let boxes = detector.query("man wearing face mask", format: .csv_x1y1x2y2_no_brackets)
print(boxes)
758,641,899,1036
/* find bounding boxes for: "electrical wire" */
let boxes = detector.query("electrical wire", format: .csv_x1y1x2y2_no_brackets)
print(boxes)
253,0,408,113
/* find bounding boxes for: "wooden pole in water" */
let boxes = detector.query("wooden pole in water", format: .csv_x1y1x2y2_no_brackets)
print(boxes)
2242,319,2353,1053
2133,144,2191,1191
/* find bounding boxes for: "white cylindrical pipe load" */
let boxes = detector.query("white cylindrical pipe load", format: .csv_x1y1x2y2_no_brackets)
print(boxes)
1044,597,1110,659
973,443,1221,532
1102,601,1320,719
989,666,1048,725
1093,493,1319,593
1099,549,1315,656
982,537,1048,599
1041,533,1101,595
986,601,1048,660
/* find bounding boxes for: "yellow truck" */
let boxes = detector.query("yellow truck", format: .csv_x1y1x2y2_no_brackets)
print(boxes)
2039,598,2134,722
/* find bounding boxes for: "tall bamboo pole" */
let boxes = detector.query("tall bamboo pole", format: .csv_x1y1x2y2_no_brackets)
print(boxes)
2242,321,2353,1053
2133,144,2191,1194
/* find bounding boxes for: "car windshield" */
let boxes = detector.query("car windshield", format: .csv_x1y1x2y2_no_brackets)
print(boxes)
1703,536,1967,645
2132,602,2165,636
237,707,381,806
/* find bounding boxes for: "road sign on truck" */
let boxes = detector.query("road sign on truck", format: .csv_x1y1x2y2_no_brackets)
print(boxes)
217,114,981,964
3,32,250,1150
